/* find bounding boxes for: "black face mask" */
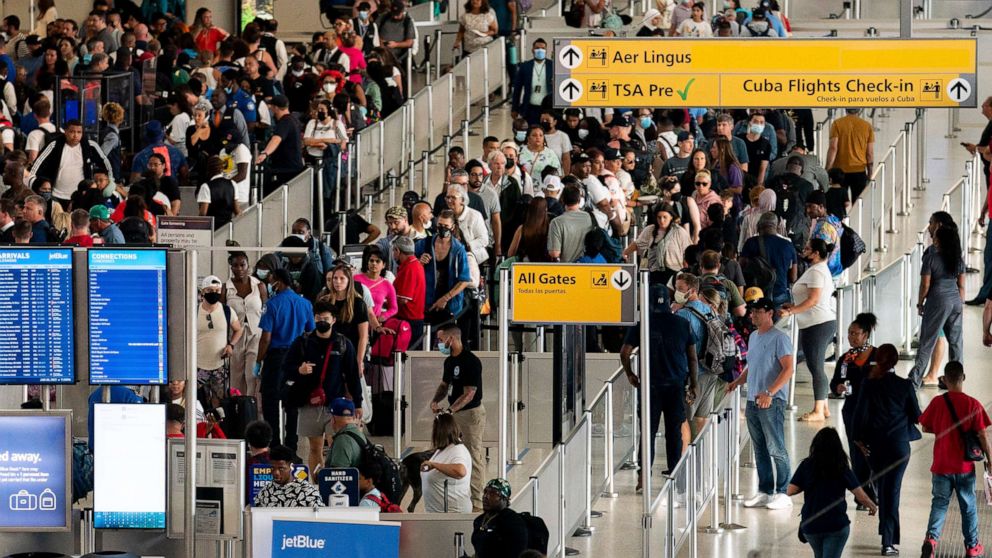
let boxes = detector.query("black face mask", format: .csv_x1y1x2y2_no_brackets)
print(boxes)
315,320,332,333
317,111,327,120
540,121,552,133
203,292,221,304
505,160,515,170
670,192,683,202
437,227,452,239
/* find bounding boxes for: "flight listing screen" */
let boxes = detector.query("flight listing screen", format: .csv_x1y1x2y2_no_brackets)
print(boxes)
0,249,75,384
88,250,168,385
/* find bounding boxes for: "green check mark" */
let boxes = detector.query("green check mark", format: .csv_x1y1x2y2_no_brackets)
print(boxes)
676,78,696,101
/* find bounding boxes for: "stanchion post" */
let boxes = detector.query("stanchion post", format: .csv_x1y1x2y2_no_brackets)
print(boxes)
498,267,510,480
603,381,618,498
422,151,430,198
917,109,929,190
900,122,912,215
834,288,845,359
508,351,524,465
638,270,652,558
787,317,798,411
185,251,199,558
703,413,723,534
482,46,491,139
394,351,404,459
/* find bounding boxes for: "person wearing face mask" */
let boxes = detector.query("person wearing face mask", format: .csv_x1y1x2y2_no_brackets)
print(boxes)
510,38,553,126
282,56,320,115
221,69,260,131
352,2,377,56
429,323,485,511
537,109,572,174
282,301,360,474
223,251,268,404
304,99,348,205
256,268,316,451
737,112,772,191
416,210,473,326
196,275,245,412
279,235,325,302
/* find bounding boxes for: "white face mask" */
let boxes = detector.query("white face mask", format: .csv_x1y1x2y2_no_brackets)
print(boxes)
292,68,304,77
323,83,337,94
674,290,689,304
578,129,590,140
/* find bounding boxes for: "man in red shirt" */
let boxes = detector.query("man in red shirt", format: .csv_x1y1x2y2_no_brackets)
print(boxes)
391,236,426,348
920,362,992,558
62,209,94,246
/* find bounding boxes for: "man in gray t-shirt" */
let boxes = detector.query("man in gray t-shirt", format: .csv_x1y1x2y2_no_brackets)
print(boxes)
726,298,794,510
547,184,590,263
375,2,416,64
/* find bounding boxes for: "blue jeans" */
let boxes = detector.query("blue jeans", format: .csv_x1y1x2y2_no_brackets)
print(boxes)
805,524,850,558
978,222,992,300
926,472,979,547
745,398,790,495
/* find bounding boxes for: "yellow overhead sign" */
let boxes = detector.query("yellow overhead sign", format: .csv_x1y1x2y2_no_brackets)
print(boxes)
553,38,977,108
510,263,638,325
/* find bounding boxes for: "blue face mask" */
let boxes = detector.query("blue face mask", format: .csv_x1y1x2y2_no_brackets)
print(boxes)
749,123,765,135
515,130,527,142
437,341,451,356
359,10,369,19
640,116,653,129
224,86,233,95
533,48,546,61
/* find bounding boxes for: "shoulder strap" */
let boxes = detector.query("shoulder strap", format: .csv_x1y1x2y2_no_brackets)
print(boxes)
942,393,970,437
318,338,335,386
684,306,710,345
339,428,369,450
222,304,232,340
758,235,768,260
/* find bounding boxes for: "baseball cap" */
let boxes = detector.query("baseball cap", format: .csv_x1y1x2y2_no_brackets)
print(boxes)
743,287,764,302
200,275,223,290
805,190,827,206
752,7,768,19
608,113,632,128
573,152,591,164
542,175,563,191
747,297,775,311
786,155,805,169
499,140,519,153
604,148,622,161
677,131,693,142
330,397,356,417
269,95,289,109
385,206,407,221
89,205,111,220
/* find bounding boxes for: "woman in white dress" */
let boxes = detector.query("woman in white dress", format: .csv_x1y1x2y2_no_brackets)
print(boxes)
421,413,472,513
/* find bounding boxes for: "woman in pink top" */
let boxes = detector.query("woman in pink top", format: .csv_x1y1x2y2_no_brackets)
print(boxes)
354,244,398,331
691,169,722,228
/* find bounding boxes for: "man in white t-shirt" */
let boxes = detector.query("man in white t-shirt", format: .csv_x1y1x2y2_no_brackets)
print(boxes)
571,152,615,234
220,139,252,205
25,97,58,164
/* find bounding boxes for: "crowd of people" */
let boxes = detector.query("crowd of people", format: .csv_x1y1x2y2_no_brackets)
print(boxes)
5,0,992,557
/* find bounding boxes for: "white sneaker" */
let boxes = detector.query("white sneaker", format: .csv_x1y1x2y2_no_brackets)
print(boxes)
743,493,769,508
765,493,793,510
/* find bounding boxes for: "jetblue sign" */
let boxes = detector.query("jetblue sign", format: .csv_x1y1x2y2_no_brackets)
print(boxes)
272,519,400,558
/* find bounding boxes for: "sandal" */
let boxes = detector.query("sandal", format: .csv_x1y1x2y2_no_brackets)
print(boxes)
798,412,827,422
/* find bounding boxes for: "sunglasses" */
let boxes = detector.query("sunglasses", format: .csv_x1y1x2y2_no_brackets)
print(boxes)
695,181,710,186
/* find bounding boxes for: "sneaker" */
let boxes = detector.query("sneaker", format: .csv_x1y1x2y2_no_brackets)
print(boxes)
921,538,937,558
967,543,985,557
765,493,793,510
743,493,769,508
881,545,899,556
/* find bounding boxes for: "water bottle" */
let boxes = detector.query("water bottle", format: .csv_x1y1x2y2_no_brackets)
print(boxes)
507,37,519,65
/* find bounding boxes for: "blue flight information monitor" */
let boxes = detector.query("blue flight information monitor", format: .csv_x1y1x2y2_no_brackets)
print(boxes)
88,250,168,385
0,249,74,384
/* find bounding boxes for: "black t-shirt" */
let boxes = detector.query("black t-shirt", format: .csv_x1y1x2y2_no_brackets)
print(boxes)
472,508,529,558
738,134,771,179
825,185,849,219
442,349,483,410
980,119,992,175
330,297,370,350
326,212,373,245
271,114,304,173
790,458,860,534
661,154,690,178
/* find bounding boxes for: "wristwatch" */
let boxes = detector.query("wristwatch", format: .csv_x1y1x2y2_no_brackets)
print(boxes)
763,389,773,397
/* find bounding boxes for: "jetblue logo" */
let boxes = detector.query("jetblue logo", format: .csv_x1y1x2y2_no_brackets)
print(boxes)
280,534,326,550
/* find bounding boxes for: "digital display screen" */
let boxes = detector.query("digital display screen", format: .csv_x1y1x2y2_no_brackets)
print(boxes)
0,412,71,531
0,249,75,384
88,250,168,385
93,404,166,529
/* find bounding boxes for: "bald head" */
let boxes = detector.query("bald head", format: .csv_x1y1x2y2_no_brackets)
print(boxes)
134,23,149,40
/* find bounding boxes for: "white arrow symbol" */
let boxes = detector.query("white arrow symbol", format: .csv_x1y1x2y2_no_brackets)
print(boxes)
559,79,583,103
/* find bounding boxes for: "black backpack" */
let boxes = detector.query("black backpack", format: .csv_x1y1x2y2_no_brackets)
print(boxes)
339,430,404,504
584,211,622,263
745,23,772,36
839,226,866,270
742,235,777,295
520,512,549,553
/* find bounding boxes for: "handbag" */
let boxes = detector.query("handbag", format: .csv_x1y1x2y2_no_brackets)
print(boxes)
308,341,336,407
943,393,986,462
564,0,584,27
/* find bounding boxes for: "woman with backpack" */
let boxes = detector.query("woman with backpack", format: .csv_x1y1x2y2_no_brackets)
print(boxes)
907,226,965,389
779,238,835,422
622,202,691,283
828,312,878,508
787,427,877,558
421,412,472,513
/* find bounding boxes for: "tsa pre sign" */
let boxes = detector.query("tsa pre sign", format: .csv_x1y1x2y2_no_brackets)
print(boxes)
272,518,400,558
510,263,637,325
